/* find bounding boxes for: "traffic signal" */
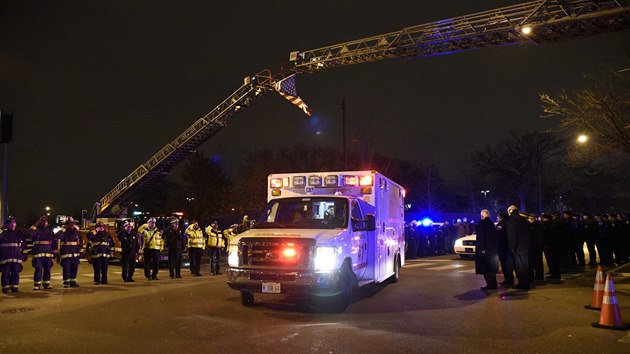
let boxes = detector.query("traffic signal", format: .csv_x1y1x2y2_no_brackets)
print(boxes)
0,111,13,143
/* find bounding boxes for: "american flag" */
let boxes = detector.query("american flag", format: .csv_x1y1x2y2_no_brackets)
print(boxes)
274,74,312,116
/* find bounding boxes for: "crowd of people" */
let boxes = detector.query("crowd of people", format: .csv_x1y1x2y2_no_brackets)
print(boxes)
0,214,254,294
406,207,630,291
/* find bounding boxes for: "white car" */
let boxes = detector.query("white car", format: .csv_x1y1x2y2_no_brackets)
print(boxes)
454,234,476,258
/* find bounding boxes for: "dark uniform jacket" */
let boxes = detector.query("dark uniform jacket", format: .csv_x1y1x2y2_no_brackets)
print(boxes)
0,229,26,264
118,230,140,255
87,230,114,259
56,227,83,259
507,213,530,255
28,225,57,259
163,226,184,251
475,217,499,274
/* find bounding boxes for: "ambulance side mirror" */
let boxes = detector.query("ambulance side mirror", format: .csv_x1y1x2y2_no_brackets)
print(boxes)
365,214,376,231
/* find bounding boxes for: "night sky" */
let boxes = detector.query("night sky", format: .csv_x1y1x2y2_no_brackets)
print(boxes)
1,1,629,221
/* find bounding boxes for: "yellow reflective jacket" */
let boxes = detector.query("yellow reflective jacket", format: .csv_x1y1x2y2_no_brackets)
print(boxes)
205,226,224,248
140,225,163,251
186,225,205,249
223,229,237,246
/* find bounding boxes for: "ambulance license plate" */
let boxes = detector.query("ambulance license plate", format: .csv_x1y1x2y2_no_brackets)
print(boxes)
262,282,281,293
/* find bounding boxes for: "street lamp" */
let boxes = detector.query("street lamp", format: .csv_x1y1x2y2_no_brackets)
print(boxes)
480,190,490,197
577,134,588,144
45,206,51,216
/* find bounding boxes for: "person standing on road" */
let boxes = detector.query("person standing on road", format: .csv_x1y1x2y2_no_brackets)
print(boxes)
507,205,530,290
496,212,512,287
164,218,184,279
88,221,114,285
541,214,561,280
141,218,163,281
527,214,545,287
223,224,238,251
0,216,27,293
205,221,223,275
118,221,139,282
475,210,499,290
186,220,205,277
28,215,57,290
56,217,82,288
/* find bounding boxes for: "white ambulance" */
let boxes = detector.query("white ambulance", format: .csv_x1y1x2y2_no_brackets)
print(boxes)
226,170,405,308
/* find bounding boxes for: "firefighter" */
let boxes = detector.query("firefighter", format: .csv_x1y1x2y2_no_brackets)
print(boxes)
223,224,239,250
88,221,114,285
140,218,163,280
56,217,82,288
28,215,57,290
0,216,27,293
205,221,223,275
118,221,139,282
186,220,204,276
164,218,184,279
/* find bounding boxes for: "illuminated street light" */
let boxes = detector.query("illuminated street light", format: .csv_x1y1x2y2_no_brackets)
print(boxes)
45,206,51,216
520,26,532,35
480,190,490,197
577,134,589,144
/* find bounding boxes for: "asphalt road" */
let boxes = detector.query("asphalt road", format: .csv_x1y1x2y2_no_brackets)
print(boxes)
1,256,629,354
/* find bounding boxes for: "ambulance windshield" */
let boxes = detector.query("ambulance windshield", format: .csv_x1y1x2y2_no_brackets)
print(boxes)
254,197,348,229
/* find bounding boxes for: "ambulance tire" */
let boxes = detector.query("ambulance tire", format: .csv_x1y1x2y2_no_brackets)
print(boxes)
337,261,356,310
241,291,254,307
390,254,401,283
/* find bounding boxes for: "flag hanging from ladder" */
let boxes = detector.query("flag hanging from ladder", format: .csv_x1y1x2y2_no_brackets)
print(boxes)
274,74,312,116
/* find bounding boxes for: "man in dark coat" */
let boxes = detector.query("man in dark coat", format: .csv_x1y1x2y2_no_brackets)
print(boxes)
118,221,139,282
476,209,499,290
527,214,545,286
507,205,530,290
496,212,511,286
164,218,184,279
541,214,561,280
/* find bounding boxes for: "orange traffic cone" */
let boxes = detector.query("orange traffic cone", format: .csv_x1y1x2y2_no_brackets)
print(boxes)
585,266,605,310
592,274,630,330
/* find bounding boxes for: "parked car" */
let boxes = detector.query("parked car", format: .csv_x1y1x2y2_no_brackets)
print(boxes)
454,234,476,259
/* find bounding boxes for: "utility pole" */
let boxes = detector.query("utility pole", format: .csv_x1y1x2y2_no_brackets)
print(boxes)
0,111,13,227
341,99,347,170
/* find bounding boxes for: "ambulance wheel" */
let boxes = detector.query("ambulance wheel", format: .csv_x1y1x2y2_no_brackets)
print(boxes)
241,291,254,307
390,255,400,283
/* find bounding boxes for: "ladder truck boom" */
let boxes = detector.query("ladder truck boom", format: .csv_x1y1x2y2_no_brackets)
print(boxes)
289,0,630,73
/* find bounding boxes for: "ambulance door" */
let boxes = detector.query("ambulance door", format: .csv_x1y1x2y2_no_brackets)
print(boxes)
350,200,369,280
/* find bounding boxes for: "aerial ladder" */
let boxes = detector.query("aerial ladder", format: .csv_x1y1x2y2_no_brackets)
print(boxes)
94,0,630,218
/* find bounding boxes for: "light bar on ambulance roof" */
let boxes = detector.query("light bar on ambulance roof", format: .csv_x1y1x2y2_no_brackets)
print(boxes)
359,175,373,186
293,176,306,187
324,175,339,187
270,178,283,188
308,175,322,187
342,175,358,186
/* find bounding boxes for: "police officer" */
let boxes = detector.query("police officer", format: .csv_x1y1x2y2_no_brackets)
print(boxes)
56,217,82,288
581,213,598,266
185,220,204,277
28,215,57,290
164,218,184,279
118,221,139,282
0,216,26,293
140,218,163,280
541,213,561,280
88,221,114,285
527,214,544,286
506,206,530,290
205,221,223,275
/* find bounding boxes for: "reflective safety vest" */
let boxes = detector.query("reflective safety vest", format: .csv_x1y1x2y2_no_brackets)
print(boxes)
185,226,205,249
88,230,114,258
223,229,237,246
0,229,26,264
56,227,83,258
205,226,224,248
140,227,163,251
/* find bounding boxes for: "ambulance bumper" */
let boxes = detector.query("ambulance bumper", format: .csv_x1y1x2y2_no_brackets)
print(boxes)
227,268,342,296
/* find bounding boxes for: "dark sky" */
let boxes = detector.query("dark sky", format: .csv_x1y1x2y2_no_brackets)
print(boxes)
1,0,629,220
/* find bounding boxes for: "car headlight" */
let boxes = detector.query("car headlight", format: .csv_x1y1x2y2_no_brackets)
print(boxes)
454,238,463,247
314,246,338,272
227,244,239,267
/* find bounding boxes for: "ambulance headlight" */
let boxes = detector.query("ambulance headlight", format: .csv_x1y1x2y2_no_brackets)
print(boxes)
314,246,338,272
454,238,463,248
228,245,239,267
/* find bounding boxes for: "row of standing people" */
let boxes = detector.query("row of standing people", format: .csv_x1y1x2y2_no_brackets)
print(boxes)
0,214,246,293
476,207,630,291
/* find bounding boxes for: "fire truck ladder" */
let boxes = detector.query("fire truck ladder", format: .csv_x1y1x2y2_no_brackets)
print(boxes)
95,0,629,217
96,71,275,216
289,0,630,73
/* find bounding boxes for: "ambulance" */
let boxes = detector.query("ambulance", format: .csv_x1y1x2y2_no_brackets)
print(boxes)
226,170,405,308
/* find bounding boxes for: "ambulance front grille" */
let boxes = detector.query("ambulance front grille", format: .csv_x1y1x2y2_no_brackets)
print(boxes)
239,237,315,269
